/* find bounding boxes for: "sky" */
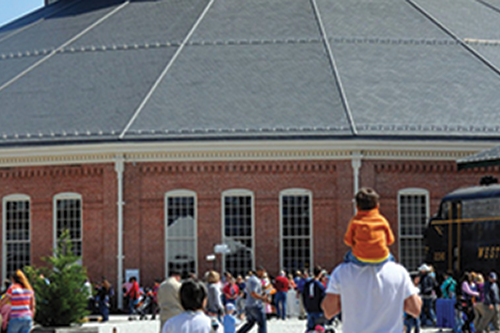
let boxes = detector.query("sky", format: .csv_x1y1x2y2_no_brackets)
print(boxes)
0,0,45,27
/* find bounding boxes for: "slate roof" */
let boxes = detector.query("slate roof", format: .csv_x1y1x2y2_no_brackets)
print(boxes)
1,0,500,146
457,144,500,169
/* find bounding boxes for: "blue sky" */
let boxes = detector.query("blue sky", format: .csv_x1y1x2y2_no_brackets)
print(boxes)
0,0,45,27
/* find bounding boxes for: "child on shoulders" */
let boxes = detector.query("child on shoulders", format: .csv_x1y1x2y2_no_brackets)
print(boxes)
344,187,395,266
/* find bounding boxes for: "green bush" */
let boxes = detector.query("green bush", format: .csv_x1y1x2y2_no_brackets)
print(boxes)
25,231,90,327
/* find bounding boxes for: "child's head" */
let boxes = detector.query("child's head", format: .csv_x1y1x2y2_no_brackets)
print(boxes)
225,302,235,315
355,187,379,211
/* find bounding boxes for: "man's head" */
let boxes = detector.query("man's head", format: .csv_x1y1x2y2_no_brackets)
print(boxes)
169,270,181,281
225,302,235,315
418,264,430,275
355,187,380,211
205,270,220,284
180,279,207,311
313,266,324,279
256,265,266,278
489,272,497,282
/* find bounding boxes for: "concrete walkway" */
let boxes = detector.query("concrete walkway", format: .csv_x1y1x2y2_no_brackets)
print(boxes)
81,315,453,333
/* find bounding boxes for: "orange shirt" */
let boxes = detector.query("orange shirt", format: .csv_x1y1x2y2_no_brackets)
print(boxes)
344,207,395,263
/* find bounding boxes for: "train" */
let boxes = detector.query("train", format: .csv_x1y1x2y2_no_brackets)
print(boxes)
425,182,500,275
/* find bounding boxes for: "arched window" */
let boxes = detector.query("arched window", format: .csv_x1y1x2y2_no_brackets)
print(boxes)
53,193,83,256
2,194,30,281
398,188,429,271
165,190,197,278
280,189,313,273
222,189,254,276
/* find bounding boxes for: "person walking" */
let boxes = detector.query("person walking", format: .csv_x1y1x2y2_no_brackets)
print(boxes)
95,277,113,322
296,271,309,320
322,261,421,333
205,270,224,320
321,188,421,333
158,270,183,332
0,270,35,333
237,266,270,333
161,279,223,333
302,266,326,332
475,272,500,333
124,276,140,320
459,272,479,332
419,264,437,327
273,270,289,320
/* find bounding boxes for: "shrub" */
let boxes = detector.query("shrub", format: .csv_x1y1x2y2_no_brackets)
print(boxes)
25,231,90,327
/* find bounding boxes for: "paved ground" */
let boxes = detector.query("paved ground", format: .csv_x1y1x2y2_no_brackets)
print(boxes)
81,315,453,333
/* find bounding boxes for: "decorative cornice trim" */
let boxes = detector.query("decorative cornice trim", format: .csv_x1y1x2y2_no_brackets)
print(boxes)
0,140,494,167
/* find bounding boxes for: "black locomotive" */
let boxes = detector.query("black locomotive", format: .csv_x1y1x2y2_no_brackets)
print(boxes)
425,183,500,275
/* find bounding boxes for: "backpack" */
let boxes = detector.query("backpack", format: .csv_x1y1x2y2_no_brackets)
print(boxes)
302,279,325,313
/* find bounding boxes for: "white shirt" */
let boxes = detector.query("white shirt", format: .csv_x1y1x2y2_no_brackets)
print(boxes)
326,261,418,333
161,311,224,333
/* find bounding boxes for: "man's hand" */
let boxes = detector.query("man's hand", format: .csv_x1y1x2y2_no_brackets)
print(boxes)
404,294,422,318
322,293,341,319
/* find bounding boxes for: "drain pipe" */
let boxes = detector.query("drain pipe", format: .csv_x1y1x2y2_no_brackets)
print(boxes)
351,152,362,213
115,156,125,309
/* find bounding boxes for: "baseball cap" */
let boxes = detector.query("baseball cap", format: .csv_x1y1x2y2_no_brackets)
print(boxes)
225,303,236,312
418,264,430,272
490,272,497,280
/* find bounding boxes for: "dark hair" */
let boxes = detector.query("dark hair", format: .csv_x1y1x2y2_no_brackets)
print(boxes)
355,187,380,211
313,266,323,278
169,270,181,277
180,279,207,311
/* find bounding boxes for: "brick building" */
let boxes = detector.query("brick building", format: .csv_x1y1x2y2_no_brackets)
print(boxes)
1,0,500,306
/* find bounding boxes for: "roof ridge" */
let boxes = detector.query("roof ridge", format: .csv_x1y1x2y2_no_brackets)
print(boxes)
119,0,217,139
407,0,500,79
0,1,130,94
310,0,357,136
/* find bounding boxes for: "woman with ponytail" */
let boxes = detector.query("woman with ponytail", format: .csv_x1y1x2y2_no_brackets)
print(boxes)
0,270,35,333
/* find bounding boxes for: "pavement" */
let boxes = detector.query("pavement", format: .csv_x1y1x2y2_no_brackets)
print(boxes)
81,315,454,333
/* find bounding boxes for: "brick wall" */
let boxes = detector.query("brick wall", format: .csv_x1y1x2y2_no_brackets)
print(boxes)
0,159,496,288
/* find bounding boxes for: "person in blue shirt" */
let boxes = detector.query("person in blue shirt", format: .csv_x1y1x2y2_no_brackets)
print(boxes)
441,271,457,299
223,302,241,333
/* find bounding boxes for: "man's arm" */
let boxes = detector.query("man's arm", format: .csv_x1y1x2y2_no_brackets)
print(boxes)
403,293,422,318
250,291,270,303
321,293,341,319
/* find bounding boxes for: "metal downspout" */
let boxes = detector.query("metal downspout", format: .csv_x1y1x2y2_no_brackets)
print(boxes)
351,152,362,213
115,156,125,309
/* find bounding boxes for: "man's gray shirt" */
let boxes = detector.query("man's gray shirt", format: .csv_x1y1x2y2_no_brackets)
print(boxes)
484,281,500,306
245,275,263,308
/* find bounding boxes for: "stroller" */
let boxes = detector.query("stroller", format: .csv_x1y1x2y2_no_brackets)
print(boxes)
135,288,155,320
311,315,340,333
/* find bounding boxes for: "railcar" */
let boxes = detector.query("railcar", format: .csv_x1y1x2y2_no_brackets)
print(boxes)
425,184,500,274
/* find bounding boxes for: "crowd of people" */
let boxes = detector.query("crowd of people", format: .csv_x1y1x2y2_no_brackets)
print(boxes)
403,263,500,333
4,186,500,333
117,266,334,333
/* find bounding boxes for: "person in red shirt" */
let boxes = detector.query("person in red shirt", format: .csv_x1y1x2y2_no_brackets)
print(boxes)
124,277,140,320
222,277,239,306
274,271,290,320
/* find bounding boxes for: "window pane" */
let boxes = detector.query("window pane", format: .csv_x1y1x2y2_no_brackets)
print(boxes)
166,195,196,277
399,193,427,271
56,198,82,256
5,199,31,277
281,194,311,273
224,195,253,277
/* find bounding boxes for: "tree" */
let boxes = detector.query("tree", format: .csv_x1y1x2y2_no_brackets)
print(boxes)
25,230,90,327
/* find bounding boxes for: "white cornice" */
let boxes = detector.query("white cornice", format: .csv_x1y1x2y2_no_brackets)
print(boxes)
0,140,495,167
